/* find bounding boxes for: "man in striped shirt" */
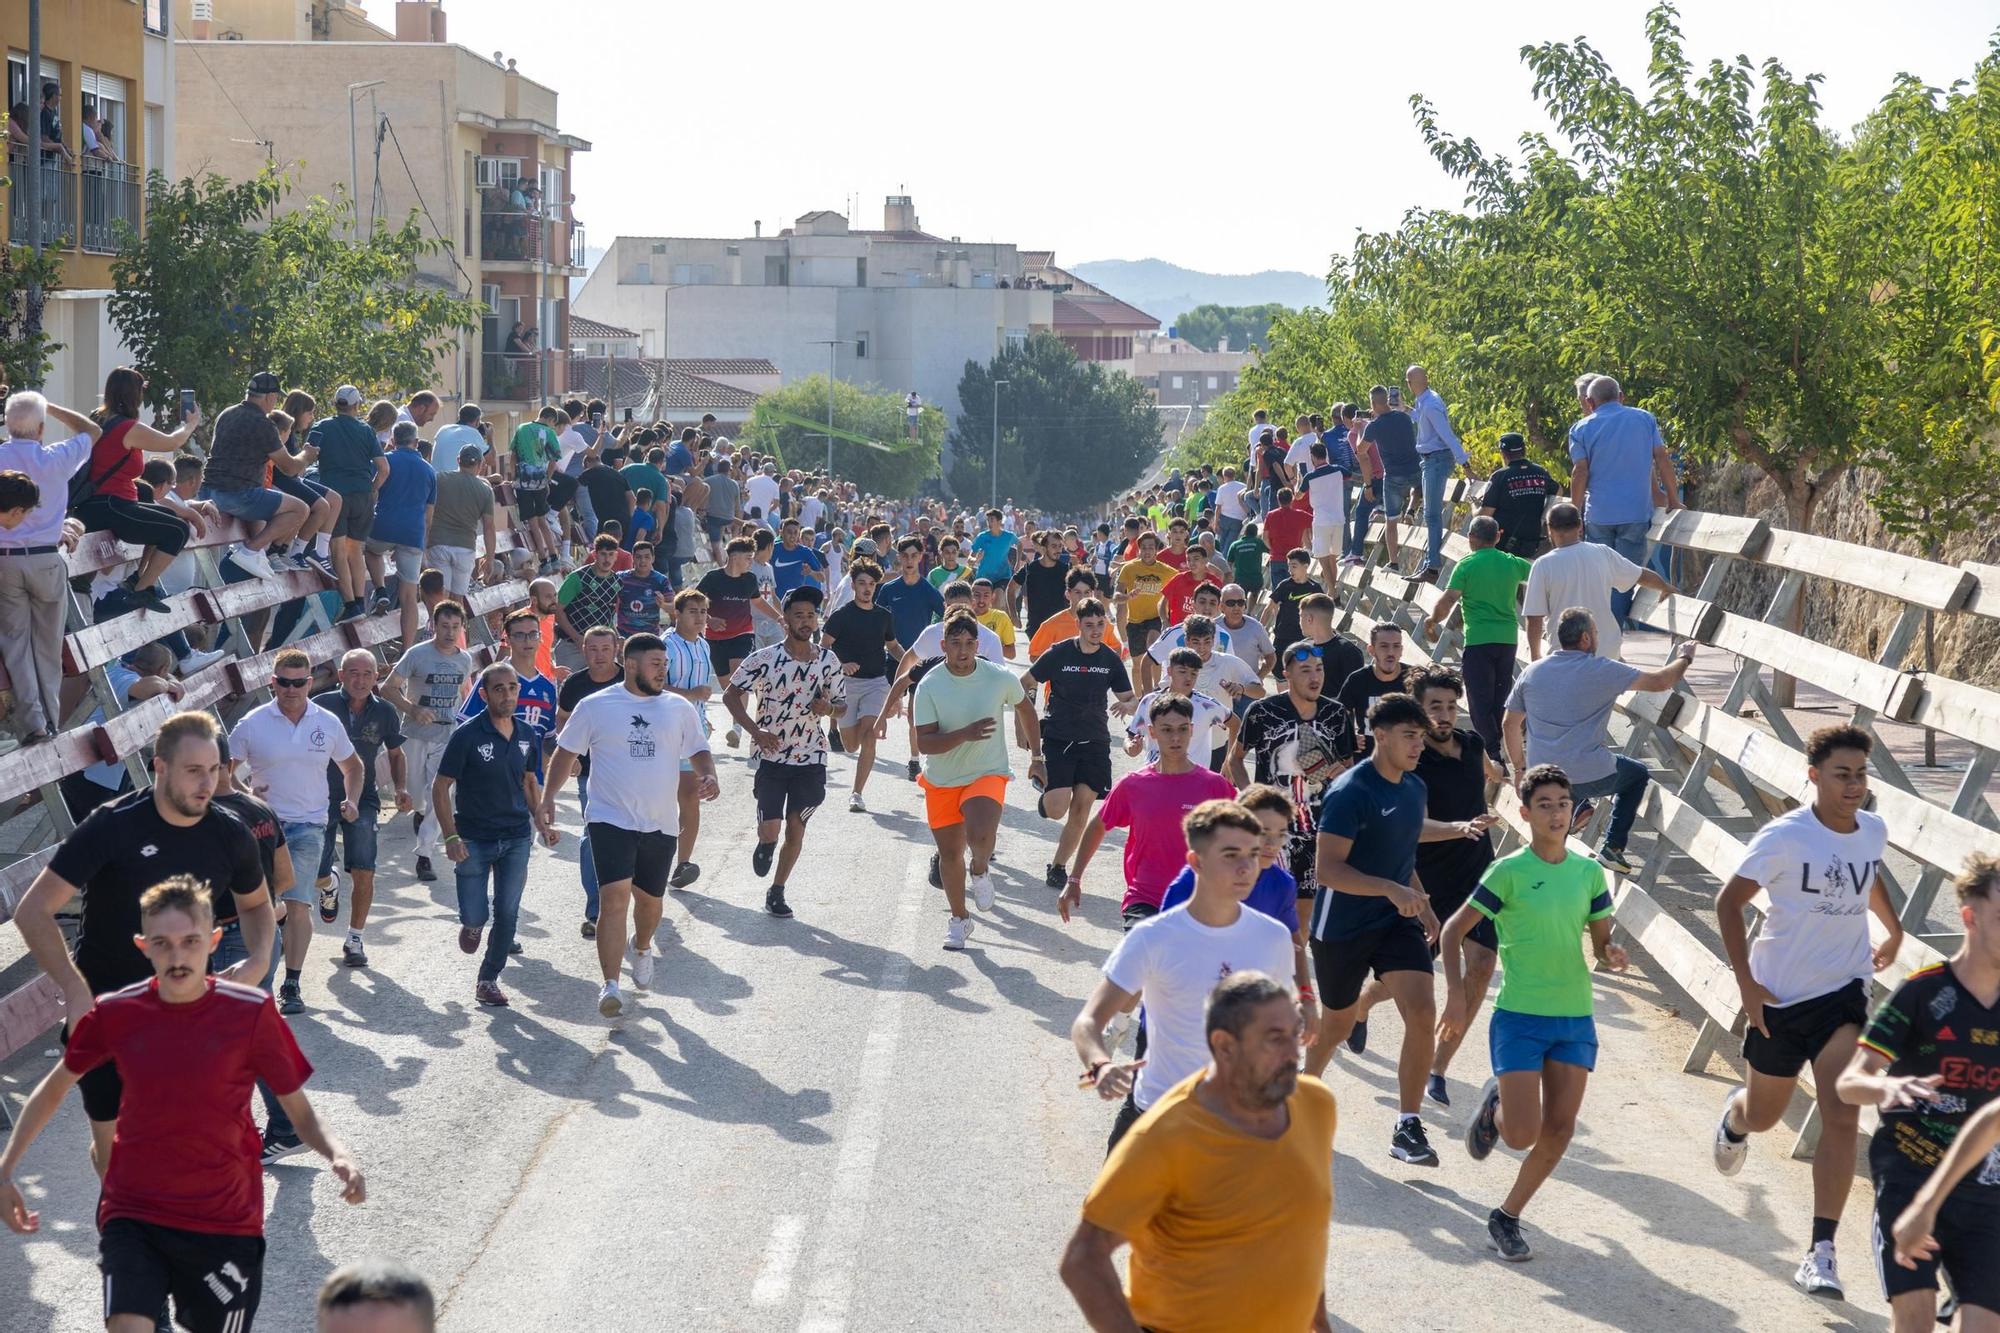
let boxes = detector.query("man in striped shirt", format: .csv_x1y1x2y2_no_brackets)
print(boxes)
664,590,715,889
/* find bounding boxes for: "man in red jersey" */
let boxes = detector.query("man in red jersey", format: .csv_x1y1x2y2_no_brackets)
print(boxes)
1,876,364,1332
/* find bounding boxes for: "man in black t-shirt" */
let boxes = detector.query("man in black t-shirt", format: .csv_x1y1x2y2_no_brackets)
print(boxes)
1011,532,1072,636
822,559,901,811
312,650,410,969
1363,386,1421,565
554,627,626,938
1226,641,1356,904
1337,623,1411,759
1840,857,2000,1327
11,709,270,1170
1026,597,1135,892
1478,434,1561,559
1264,551,1322,669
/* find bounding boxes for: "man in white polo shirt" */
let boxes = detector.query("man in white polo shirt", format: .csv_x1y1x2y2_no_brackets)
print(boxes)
229,648,365,1014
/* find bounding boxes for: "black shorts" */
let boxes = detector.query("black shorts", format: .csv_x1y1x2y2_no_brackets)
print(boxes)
1046,738,1113,797
515,486,551,519
1311,916,1434,1011
1873,1168,2000,1310
1121,900,1159,931
588,823,677,898
333,489,376,541
1127,618,1161,655
548,470,579,511
271,469,329,505
1427,885,1499,953
910,656,941,687
100,1216,264,1333
708,633,754,678
754,761,827,824
62,1016,125,1122
1743,979,1868,1080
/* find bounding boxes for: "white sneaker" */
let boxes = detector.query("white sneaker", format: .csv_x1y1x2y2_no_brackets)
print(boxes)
848,790,866,813
628,947,654,991
1792,1241,1843,1298
944,915,972,951
597,981,623,1017
230,546,275,580
970,872,995,913
1713,1087,1748,1176
178,647,228,675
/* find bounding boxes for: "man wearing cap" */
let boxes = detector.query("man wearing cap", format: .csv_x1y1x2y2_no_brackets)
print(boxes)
1478,433,1562,560
429,442,499,598
309,384,390,619
723,584,846,919
200,372,313,581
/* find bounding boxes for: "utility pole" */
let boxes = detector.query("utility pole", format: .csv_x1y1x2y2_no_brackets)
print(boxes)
990,378,1009,509
346,80,384,239
24,0,45,385
807,338,848,475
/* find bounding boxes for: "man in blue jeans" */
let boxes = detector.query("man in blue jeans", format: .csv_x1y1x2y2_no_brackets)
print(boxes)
1567,375,1682,628
1407,366,1478,582
433,663,554,1007
1503,607,1697,875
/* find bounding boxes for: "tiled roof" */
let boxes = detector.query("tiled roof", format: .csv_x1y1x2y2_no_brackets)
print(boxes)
658,367,757,412
564,360,760,416
570,315,639,340
663,358,780,376
1052,293,1161,331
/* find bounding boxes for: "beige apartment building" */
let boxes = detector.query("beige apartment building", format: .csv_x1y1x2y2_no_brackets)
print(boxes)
176,0,588,413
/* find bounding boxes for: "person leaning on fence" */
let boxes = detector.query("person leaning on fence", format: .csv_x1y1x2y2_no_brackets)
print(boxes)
73,367,201,614
1503,606,1697,877
0,391,99,743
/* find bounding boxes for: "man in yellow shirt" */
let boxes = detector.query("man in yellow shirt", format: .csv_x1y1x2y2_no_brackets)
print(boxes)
1115,531,1177,694
970,577,1018,661
1062,968,1337,1333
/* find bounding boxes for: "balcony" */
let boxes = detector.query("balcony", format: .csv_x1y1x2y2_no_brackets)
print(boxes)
6,153,79,249
568,221,588,269
80,163,140,254
7,156,139,254
483,351,545,402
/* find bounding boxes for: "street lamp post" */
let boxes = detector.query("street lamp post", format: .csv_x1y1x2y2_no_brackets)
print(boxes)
990,378,1008,509
807,338,850,476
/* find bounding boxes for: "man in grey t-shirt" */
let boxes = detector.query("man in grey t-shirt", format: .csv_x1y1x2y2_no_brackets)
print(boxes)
703,460,741,563
1503,605,1695,874
383,602,475,880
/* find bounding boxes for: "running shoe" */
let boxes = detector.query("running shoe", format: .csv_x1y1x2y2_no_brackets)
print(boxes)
1426,1073,1451,1107
598,981,624,1017
1465,1078,1501,1161
1391,1118,1440,1167
1597,843,1639,875
970,872,995,913
508,938,523,955
277,981,304,1015
306,552,337,580
177,647,228,675
928,853,942,888
1487,1209,1531,1262
1346,1017,1369,1055
726,727,741,748
1793,1242,1843,1299
458,925,482,954
414,855,436,883
581,918,596,939
629,947,655,990
230,546,275,580
260,1131,308,1164
829,726,846,754
475,980,509,1007
340,941,368,969
316,870,340,924
1569,800,1596,834
907,756,920,780
848,791,866,813
752,840,776,877
944,915,972,951
1713,1088,1749,1176
125,582,171,613
765,886,794,919
670,862,701,889
1045,862,1067,891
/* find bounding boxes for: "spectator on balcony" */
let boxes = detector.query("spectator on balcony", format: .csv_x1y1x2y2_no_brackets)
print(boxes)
505,322,533,358
275,389,338,576
86,117,119,164
6,103,28,152
430,443,498,601
38,83,75,165
310,385,389,620
74,367,200,613
371,421,438,648
0,393,99,741
201,371,312,581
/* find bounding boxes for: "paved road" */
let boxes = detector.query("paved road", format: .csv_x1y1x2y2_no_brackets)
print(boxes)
4,723,1898,1331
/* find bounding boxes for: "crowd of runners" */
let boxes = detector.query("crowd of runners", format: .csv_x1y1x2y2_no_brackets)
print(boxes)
0,364,1997,1333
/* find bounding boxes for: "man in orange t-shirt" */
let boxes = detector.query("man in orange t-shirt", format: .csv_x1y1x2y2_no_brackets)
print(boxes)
1030,567,1124,660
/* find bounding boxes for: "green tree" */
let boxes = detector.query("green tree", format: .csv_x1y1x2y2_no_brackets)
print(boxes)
738,375,942,499
109,166,484,419
1174,303,1291,354
0,241,65,392
949,333,1160,511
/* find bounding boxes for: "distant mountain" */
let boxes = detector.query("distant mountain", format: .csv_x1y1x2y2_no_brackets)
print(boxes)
1068,258,1325,329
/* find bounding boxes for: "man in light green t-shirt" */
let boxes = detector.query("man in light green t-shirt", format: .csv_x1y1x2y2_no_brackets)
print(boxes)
1424,515,1532,763
509,408,563,571
1436,763,1626,1262
908,614,1032,951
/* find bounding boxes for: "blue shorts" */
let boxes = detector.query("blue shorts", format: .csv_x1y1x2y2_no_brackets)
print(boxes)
278,820,325,906
1489,1009,1597,1075
204,484,286,523
323,806,380,873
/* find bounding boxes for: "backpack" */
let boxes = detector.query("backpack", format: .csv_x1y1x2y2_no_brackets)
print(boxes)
69,416,135,508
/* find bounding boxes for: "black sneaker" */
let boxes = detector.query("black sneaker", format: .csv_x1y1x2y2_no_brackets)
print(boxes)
316,871,340,924
670,861,701,889
277,981,304,1015
580,918,596,939
259,1131,308,1165
928,853,942,889
907,757,920,780
126,582,170,613
829,726,846,754
765,886,794,918
340,941,367,969
508,938,523,956
1346,1017,1369,1055
414,855,436,882
1487,1208,1531,1261
1045,862,1067,891
1466,1078,1501,1161
340,599,366,621
1427,1073,1451,1107
1391,1118,1440,1167
752,840,776,877
1596,843,1638,875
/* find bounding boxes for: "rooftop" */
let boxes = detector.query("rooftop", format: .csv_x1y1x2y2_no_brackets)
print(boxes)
570,315,639,340
1052,293,1161,332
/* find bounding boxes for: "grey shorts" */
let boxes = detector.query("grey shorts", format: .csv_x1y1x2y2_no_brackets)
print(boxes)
366,540,424,582
840,674,890,727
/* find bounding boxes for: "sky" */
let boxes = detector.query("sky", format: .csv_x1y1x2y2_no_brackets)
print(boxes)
441,0,1997,278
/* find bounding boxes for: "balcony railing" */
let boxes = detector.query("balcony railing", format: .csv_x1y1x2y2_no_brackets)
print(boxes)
80,162,139,254
483,352,545,402
481,204,546,263
568,221,588,269
6,153,79,249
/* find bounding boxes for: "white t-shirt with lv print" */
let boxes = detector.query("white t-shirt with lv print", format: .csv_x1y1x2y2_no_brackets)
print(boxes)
1735,804,1887,1006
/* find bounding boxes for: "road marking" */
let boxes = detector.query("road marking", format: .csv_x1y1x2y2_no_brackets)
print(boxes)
752,1214,806,1307
795,856,928,1333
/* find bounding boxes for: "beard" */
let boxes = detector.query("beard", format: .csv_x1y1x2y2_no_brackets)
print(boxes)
161,784,211,820
1254,1063,1299,1106
628,674,663,697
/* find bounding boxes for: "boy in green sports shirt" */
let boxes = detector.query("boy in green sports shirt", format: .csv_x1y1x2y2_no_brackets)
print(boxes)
1424,515,1532,763
1438,762,1627,1263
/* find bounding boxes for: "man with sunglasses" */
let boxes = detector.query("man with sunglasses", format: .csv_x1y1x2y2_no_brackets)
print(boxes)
1216,583,1276,693
229,650,366,1014
1227,640,1356,914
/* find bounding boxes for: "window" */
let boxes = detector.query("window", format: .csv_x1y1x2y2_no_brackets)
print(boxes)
1207,376,1218,390
764,256,788,286
1003,327,1028,349
855,332,869,360
633,262,650,284
1171,375,1183,390
81,70,126,160
145,0,168,34
856,258,866,288
475,156,521,188
538,164,562,213
650,242,666,254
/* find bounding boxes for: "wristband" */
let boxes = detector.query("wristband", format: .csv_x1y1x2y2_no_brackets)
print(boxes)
443,834,462,844
1298,983,1315,1002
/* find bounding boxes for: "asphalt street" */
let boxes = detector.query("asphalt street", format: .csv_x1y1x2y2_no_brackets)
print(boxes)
3,722,1900,1332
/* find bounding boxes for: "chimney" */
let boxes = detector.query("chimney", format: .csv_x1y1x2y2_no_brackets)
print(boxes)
883,194,918,234
754,220,762,238
396,1,448,42
191,0,213,38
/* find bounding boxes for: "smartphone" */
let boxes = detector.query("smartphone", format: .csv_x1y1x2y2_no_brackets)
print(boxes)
591,409,604,427
622,407,634,423
1387,387,1403,409
179,388,196,417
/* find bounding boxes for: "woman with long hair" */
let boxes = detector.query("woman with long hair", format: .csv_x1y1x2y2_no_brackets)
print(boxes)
78,367,199,611
271,388,337,575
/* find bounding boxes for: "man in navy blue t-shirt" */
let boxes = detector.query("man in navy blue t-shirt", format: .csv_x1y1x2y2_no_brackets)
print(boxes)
875,536,945,649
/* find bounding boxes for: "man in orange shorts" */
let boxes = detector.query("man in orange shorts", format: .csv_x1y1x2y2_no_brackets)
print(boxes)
911,610,1034,950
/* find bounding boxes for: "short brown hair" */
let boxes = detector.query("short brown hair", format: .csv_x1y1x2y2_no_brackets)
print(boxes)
672,588,708,613
156,709,221,763
139,874,215,928
502,608,539,634
273,648,311,673
1519,763,1572,804
1183,798,1262,851
1807,724,1871,768
1237,783,1295,822
1955,852,2000,904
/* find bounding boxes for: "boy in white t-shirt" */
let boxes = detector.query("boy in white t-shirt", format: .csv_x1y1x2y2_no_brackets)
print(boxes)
1710,724,1902,1299
1126,648,1236,770
1298,440,1349,588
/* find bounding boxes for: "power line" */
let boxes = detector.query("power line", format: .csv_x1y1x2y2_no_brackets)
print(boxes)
170,15,266,155
379,115,477,296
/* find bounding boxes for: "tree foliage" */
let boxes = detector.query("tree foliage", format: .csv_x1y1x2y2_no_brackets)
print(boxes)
1173,303,1291,354
0,241,65,392
739,374,942,499
109,166,484,420
948,333,1160,512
